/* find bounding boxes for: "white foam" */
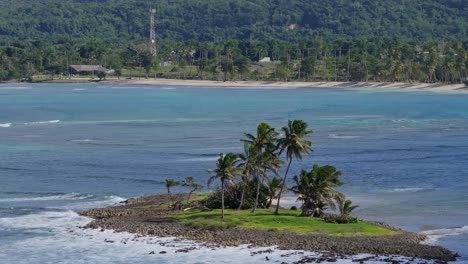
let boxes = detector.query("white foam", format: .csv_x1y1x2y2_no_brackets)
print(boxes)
328,134,361,139
58,196,126,210
389,187,425,193
180,157,219,162
0,123,11,128
161,87,176,90
0,209,437,264
71,138,94,143
72,88,87,91
24,120,60,125
0,193,92,202
421,226,468,244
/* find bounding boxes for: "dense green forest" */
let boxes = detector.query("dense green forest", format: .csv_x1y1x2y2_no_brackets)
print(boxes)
0,0,466,44
0,0,467,83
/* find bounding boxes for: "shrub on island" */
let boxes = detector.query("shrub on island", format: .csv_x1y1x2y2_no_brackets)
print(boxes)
321,213,359,224
204,179,268,210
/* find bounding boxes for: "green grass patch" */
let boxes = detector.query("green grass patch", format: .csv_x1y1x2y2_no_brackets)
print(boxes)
171,208,398,236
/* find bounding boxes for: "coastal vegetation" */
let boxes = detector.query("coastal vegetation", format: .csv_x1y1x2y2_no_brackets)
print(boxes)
1,38,467,85
162,120,364,230
0,1,466,84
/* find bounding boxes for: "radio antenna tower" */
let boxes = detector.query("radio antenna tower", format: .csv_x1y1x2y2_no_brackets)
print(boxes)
149,9,157,56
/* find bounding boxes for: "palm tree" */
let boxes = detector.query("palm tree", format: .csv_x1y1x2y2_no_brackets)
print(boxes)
274,120,313,215
165,178,180,208
181,176,203,204
237,143,254,210
290,165,344,217
251,147,282,213
336,196,359,216
266,177,283,208
208,153,242,219
242,123,280,213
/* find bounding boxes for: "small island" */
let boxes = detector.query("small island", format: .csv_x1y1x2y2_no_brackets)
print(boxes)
80,120,457,263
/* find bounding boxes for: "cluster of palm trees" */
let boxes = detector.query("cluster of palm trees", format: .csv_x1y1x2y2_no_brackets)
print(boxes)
207,119,359,220
164,119,358,220
208,120,313,219
291,165,358,218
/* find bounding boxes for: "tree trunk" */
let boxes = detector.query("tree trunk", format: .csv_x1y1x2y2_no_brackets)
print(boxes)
266,193,273,208
237,184,245,211
221,178,225,219
252,175,260,213
187,191,193,204
274,158,292,215
167,188,172,209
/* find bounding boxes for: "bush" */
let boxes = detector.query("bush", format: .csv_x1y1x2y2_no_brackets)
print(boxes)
321,214,359,224
205,179,268,210
290,206,298,210
96,71,106,80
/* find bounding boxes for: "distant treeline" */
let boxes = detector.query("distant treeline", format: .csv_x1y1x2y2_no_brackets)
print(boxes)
0,0,466,44
1,38,467,84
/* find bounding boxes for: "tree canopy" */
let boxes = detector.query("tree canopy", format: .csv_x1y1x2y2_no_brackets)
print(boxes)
0,0,466,45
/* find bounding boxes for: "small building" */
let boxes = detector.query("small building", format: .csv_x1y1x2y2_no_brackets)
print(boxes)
288,24,299,30
258,57,271,63
69,65,114,75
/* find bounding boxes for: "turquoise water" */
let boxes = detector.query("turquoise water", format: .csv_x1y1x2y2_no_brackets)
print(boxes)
0,83,467,263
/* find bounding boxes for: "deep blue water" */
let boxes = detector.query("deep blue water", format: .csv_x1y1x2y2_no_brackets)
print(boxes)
0,83,467,263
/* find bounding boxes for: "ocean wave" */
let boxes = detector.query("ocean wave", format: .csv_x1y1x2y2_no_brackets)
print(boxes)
71,138,95,143
161,87,177,90
0,193,92,202
0,207,443,264
0,166,22,171
24,120,60,125
388,188,425,193
72,88,87,91
391,119,415,123
179,157,219,162
57,195,126,210
421,225,468,244
0,122,11,128
328,134,361,139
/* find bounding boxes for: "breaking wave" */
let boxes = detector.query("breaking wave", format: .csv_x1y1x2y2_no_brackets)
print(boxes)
388,187,425,193
421,226,468,244
0,193,92,203
24,120,60,125
328,134,361,139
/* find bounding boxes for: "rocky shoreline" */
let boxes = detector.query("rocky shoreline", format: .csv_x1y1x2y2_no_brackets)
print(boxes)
79,194,457,263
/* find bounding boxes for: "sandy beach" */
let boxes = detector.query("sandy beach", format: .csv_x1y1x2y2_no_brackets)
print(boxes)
29,78,468,92
131,79,468,92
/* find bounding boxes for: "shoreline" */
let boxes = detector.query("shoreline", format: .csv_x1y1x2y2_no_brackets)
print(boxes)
79,193,457,263
3,78,467,92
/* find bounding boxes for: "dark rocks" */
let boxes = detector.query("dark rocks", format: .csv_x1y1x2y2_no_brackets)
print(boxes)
79,193,458,263
149,251,155,254
159,251,167,254
175,247,197,253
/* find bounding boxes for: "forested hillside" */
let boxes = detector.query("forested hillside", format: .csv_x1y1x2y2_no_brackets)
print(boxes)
0,0,466,44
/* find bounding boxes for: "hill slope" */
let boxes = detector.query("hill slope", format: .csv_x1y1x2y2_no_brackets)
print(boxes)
0,0,466,44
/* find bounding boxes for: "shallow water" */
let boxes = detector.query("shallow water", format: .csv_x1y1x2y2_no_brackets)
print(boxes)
0,83,467,263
